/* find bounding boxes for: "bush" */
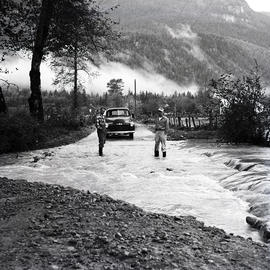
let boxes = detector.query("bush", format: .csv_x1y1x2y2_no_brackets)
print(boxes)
0,111,39,153
0,109,91,154
210,70,270,144
45,108,85,130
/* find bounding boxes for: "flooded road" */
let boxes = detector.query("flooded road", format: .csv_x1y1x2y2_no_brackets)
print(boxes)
1,125,269,242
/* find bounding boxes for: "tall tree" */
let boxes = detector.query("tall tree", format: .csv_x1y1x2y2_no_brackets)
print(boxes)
51,0,118,112
107,78,125,107
28,0,53,121
1,0,118,121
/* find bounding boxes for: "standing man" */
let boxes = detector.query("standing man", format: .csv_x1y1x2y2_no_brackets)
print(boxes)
96,107,107,156
154,107,169,158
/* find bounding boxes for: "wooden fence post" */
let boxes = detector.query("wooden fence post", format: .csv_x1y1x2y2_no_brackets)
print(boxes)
192,117,196,129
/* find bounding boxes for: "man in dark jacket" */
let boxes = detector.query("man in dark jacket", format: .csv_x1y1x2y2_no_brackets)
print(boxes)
154,107,169,157
95,107,106,156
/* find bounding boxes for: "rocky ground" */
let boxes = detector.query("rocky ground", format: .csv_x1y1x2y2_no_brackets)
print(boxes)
0,177,270,270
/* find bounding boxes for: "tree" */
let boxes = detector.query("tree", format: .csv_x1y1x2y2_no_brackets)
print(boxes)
1,0,118,121
1,0,39,116
210,68,269,144
0,87,7,114
0,79,20,114
196,88,220,127
0,0,39,54
51,1,118,112
107,79,124,95
107,79,124,107
28,0,53,121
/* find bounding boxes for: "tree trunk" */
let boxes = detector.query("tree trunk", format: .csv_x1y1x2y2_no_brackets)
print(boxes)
185,118,188,129
29,0,53,122
73,38,78,111
178,117,181,127
0,87,7,114
209,110,213,128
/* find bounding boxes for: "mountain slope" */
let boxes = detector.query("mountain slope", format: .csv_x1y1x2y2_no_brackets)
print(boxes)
105,0,270,87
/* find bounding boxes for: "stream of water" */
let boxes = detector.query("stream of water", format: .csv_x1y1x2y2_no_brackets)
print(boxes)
1,125,270,242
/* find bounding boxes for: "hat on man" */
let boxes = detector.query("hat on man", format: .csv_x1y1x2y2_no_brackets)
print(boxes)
158,107,164,113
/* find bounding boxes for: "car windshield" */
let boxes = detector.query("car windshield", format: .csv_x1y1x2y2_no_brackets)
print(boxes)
106,109,130,118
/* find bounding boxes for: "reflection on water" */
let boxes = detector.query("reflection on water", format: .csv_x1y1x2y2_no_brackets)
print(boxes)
1,125,270,242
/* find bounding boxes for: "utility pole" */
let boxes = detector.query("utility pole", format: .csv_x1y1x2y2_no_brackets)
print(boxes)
134,79,137,118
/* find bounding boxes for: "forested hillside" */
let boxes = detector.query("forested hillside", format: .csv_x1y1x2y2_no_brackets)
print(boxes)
104,0,270,87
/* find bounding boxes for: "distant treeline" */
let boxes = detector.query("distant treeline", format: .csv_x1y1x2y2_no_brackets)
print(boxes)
2,87,216,120
3,66,270,146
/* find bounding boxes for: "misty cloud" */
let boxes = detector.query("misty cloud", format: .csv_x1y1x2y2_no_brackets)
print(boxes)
165,24,197,40
2,57,198,95
88,62,198,95
1,57,54,90
165,25,206,63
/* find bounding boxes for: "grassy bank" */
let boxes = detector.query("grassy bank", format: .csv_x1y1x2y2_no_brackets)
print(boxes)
34,125,94,150
145,122,217,141
167,128,217,141
0,177,269,269
0,112,94,154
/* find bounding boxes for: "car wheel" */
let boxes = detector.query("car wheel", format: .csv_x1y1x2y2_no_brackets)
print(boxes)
129,133,134,139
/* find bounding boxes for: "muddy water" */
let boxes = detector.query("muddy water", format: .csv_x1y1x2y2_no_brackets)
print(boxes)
1,125,269,242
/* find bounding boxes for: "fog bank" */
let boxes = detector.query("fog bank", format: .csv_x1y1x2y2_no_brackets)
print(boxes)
1,57,198,95
1,56,54,90
89,62,198,95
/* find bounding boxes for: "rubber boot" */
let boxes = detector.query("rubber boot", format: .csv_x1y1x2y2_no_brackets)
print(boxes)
163,151,166,158
99,147,103,156
154,150,159,157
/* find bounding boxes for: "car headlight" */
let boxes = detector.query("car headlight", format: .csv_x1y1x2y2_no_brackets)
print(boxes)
130,122,134,127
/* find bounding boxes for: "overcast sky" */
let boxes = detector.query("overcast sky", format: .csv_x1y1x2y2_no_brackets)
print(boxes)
246,0,270,12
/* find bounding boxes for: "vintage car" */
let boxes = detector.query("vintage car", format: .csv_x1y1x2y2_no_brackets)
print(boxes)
105,107,135,139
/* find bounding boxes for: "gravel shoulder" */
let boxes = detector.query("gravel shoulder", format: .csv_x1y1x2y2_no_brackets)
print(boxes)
0,177,270,270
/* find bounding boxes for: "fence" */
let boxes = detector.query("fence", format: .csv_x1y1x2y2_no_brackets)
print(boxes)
168,116,209,129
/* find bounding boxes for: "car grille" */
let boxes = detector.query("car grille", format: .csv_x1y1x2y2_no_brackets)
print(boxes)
107,124,134,132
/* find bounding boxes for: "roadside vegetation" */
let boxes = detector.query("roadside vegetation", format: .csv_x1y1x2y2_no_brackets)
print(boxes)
0,0,118,154
2,65,270,153
0,89,94,153
0,112,92,154
1,1,270,154
210,67,270,144
99,70,270,144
